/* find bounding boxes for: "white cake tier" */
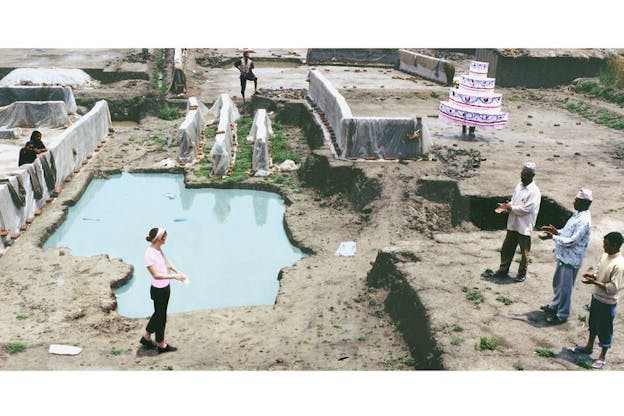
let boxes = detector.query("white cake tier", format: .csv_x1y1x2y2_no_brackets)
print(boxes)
469,61,489,78
460,75,496,92
438,101,508,129
448,88,502,111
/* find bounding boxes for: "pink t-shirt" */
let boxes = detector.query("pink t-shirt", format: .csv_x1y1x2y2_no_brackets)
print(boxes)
144,246,170,288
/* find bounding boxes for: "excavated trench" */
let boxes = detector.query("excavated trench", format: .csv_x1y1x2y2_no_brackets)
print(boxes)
363,178,574,369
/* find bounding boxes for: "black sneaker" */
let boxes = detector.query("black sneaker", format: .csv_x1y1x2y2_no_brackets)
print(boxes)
546,315,567,325
540,304,556,314
158,344,178,354
140,337,156,350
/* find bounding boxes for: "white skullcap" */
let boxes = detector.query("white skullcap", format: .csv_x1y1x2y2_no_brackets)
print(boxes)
576,188,593,201
522,162,536,173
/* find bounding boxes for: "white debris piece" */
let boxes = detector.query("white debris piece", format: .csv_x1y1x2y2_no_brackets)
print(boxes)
278,159,298,172
49,344,82,355
335,241,357,256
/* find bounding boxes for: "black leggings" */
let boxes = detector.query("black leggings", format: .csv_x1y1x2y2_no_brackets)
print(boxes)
146,285,170,343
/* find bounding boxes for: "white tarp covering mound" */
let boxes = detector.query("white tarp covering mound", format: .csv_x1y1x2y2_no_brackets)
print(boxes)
0,101,69,129
0,68,97,88
0,100,111,252
0,86,77,114
209,94,239,177
248,109,273,174
177,97,209,164
307,69,352,151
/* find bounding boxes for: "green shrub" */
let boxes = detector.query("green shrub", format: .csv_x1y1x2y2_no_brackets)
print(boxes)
535,348,555,358
478,336,499,351
496,295,513,306
6,342,26,354
158,106,178,120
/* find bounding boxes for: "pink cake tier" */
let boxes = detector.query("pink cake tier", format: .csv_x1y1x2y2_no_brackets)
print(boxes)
469,61,489,77
448,88,503,111
438,60,508,129
438,101,508,129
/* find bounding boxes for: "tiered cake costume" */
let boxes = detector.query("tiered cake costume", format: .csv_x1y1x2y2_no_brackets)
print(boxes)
438,61,508,132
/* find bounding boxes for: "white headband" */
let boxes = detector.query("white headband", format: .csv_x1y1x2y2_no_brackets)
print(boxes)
153,228,165,242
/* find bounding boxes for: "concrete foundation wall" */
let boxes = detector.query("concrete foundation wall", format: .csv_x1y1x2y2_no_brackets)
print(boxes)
476,49,604,88
306,49,399,67
307,70,353,152
398,50,455,85
307,70,430,160
0,101,111,252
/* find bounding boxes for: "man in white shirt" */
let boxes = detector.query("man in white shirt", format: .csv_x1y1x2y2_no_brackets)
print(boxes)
488,162,541,282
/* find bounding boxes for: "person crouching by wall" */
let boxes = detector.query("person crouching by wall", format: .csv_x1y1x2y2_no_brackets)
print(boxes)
30,130,48,154
140,227,187,354
18,141,37,166
572,232,624,369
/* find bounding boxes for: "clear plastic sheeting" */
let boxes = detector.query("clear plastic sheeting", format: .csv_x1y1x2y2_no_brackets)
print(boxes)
209,94,239,177
0,100,111,252
398,50,455,86
46,100,111,185
0,68,97,88
177,97,209,164
0,86,77,114
307,69,432,160
0,101,69,129
307,70,352,152
341,117,430,159
248,109,273,174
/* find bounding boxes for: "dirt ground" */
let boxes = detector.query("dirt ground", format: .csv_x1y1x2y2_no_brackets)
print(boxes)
1,49,624,371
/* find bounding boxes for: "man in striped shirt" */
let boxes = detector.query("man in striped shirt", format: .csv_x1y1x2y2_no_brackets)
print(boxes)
539,188,593,324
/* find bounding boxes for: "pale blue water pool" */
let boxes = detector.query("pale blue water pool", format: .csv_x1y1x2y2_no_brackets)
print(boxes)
44,173,306,318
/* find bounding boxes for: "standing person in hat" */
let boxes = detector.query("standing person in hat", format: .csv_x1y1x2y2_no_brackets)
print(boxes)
572,231,624,369
539,188,593,324
487,162,541,282
139,227,187,353
234,50,258,102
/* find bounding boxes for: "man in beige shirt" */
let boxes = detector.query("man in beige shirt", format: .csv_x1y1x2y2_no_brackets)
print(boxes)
572,231,624,369
487,162,541,282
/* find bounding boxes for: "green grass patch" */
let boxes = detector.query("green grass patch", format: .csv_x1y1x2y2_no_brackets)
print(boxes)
462,286,484,305
452,324,463,332
111,347,123,356
430,91,440,98
478,336,499,351
16,314,28,320
6,342,27,354
451,336,464,346
271,125,300,164
496,295,513,306
576,359,593,369
357,335,367,342
513,363,524,371
158,106,179,120
566,99,624,131
578,314,587,323
535,348,555,358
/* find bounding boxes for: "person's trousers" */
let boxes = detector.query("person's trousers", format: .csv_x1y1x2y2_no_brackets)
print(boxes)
589,296,617,349
146,285,170,343
549,261,579,321
499,230,531,276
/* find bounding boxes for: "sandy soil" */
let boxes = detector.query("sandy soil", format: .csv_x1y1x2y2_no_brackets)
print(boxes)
2,49,624,371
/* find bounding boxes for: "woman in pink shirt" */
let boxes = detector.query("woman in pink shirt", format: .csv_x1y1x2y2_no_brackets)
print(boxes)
139,227,187,353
